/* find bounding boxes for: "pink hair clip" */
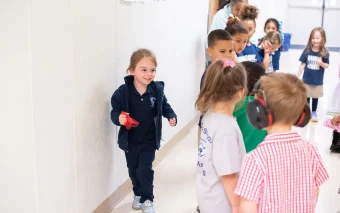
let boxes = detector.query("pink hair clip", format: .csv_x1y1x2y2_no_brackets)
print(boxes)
216,58,236,68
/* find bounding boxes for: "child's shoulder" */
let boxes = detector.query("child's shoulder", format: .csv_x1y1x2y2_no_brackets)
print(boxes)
249,43,260,52
303,141,322,154
204,111,234,123
153,80,165,87
250,43,258,48
116,83,127,92
111,84,127,99
300,48,308,55
296,138,318,150
211,114,239,132
256,44,264,52
149,81,165,94
295,140,323,161
323,49,330,58
274,48,281,54
252,136,317,155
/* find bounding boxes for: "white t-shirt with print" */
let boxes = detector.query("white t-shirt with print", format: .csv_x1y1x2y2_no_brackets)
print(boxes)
196,110,246,213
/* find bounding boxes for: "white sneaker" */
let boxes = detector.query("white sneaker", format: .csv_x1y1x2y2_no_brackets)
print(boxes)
141,200,155,213
311,111,318,122
132,196,142,210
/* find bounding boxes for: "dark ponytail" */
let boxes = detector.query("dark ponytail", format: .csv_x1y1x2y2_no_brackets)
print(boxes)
225,15,249,36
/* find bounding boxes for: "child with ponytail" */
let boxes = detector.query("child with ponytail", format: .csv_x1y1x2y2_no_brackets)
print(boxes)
237,5,263,64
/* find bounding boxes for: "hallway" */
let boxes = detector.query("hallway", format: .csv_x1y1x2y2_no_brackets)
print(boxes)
3,1,340,212
112,50,340,213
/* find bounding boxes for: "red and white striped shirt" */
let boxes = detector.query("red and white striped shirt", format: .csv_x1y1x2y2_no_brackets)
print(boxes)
235,132,329,213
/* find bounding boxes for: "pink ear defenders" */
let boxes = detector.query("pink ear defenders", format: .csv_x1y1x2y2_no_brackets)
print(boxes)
246,79,311,130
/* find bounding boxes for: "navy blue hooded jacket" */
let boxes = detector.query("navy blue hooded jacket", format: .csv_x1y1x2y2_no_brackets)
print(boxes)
110,75,177,152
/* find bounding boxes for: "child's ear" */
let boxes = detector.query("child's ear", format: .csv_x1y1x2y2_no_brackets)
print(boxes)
129,69,135,75
207,48,213,57
240,89,245,98
236,89,244,100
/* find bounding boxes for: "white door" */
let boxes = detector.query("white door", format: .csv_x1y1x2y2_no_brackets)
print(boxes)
323,0,340,47
287,0,340,48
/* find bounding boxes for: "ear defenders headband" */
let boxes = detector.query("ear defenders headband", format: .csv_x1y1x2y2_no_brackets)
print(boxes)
246,79,311,130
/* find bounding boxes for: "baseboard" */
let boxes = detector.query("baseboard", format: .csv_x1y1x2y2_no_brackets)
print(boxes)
289,44,340,52
92,115,199,213
153,116,199,167
92,178,133,213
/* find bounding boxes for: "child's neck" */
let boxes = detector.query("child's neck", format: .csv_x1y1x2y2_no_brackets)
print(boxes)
267,123,292,134
133,80,148,95
211,102,235,116
312,46,320,52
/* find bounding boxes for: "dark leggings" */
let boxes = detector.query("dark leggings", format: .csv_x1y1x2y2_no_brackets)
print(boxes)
307,98,318,112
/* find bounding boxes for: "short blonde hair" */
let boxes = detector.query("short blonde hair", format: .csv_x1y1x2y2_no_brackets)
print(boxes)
258,73,306,125
126,48,157,73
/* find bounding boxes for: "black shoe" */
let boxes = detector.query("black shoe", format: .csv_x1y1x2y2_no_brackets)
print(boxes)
330,130,340,151
196,205,200,213
331,148,340,153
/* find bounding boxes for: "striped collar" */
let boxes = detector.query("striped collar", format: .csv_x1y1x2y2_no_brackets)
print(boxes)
261,132,302,144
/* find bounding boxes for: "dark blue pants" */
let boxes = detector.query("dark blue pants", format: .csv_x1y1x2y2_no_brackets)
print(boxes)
125,143,156,203
307,98,318,112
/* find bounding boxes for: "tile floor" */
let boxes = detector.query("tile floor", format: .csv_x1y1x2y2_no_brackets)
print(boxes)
111,49,340,213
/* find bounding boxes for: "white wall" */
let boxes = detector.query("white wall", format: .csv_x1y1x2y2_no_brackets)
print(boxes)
249,0,340,47
0,0,208,212
73,0,117,212
249,0,289,40
29,1,77,212
0,1,38,213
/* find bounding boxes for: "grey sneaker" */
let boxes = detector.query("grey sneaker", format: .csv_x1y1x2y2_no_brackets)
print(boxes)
141,200,155,213
132,196,142,210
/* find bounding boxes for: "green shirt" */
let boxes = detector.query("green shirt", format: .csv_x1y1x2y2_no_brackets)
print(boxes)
233,96,267,153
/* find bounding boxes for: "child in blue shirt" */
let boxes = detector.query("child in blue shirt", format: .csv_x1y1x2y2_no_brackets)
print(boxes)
110,48,177,213
297,27,329,122
257,31,282,73
263,18,283,72
237,43,263,64
237,5,263,64
225,15,249,58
